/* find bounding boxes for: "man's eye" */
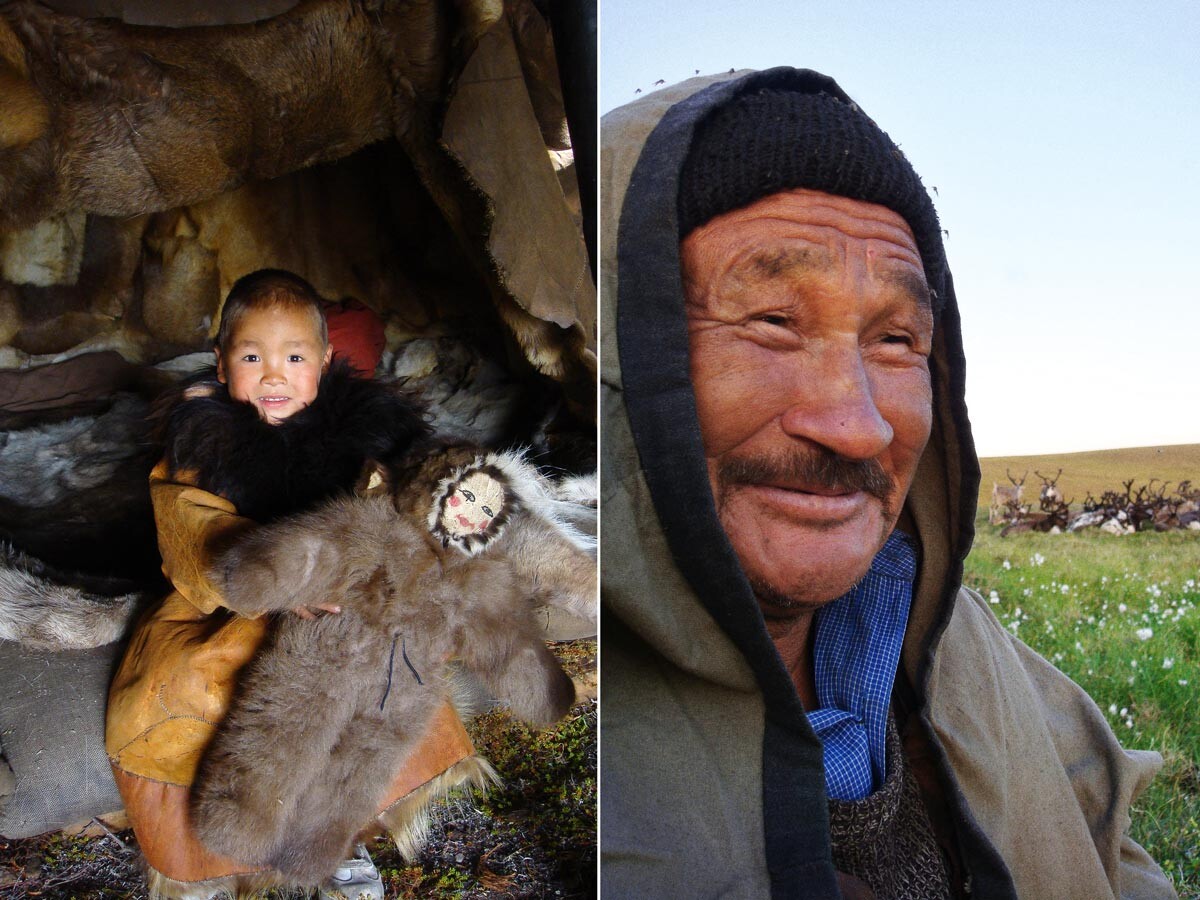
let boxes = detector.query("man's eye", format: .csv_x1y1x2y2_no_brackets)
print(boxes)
242,354,260,362
754,314,789,326
288,355,305,363
879,332,930,357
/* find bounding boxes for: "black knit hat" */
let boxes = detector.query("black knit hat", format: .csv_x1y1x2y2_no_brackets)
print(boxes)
678,87,947,310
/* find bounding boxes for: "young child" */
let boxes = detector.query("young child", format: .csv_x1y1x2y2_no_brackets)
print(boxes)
105,270,488,900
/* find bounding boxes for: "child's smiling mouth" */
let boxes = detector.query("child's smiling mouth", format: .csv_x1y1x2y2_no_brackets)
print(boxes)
256,396,294,415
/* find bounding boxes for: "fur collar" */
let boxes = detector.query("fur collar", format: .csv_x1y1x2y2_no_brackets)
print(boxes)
161,361,430,521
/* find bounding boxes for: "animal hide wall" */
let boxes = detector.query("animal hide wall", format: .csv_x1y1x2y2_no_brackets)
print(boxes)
34,1,302,28
190,445,596,883
0,0,595,411
0,0,438,225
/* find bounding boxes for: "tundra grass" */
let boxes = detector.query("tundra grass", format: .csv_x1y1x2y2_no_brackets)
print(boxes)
965,518,1200,897
977,443,1200,513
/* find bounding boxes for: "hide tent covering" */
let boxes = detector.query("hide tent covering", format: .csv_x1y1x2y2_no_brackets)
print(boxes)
0,0,596,842
0,0,595,401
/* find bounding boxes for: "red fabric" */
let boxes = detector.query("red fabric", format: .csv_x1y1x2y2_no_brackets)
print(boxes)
323,299,385,376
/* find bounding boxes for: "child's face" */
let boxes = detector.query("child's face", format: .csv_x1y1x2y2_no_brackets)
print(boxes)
216,305,331,424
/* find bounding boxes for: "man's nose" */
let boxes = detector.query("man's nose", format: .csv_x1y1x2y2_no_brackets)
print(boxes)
778,349,892,460
261,363,286,385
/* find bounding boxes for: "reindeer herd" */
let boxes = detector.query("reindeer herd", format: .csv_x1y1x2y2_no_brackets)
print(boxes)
988,469,1200,536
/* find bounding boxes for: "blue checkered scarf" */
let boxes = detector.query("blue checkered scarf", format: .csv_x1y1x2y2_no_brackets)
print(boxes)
806,530,917,801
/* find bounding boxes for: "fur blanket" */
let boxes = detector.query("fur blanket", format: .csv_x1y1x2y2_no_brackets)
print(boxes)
191,445,597,882
0,392,160,584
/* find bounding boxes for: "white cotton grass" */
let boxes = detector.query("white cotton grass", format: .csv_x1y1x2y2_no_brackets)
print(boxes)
968,541,1200,774
1107,704,1136,729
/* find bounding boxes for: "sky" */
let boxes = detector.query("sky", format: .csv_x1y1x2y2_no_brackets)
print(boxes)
600,0,1200,457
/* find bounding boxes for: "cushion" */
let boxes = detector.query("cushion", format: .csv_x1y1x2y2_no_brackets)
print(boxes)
0,641,124,838
324,298,385,376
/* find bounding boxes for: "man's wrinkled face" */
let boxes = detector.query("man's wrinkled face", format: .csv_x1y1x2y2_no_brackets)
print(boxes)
683,188,934,614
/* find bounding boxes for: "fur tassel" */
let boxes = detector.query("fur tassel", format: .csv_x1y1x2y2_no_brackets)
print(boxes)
377,755,500,861
488,449,597,554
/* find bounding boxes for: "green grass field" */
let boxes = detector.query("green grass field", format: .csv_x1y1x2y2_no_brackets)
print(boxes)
968,445,1200,897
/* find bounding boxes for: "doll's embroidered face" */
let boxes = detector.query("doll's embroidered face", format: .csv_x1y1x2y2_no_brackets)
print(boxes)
216,305,332,424
428,462,513,555
442,471,506,537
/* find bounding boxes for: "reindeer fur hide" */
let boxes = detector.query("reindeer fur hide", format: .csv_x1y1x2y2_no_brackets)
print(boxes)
0,393,161,581
191,444,595,883
0,0,481,228
0,542,145,649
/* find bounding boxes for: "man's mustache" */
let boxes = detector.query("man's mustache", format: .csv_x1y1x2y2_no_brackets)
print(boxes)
717,448,894,505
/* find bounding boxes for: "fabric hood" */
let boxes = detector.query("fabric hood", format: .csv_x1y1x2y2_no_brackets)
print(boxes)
601,66,979,712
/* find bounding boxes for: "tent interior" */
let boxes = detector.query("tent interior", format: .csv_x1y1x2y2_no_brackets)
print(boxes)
0,0,595,846
0,0,596,578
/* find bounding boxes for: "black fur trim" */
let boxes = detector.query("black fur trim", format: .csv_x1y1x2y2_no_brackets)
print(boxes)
161,360,431,521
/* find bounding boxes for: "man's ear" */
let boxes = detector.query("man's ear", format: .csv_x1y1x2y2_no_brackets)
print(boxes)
214,347,227,384
322,343,333,372
355,459,392,498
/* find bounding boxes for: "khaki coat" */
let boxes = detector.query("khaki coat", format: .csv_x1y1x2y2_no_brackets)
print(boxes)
600,70,1176,900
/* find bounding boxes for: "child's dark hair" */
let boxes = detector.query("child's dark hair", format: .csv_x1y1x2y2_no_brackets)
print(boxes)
216,269,328,353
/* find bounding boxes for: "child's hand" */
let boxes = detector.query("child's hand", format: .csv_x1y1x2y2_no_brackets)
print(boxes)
290,603,342,620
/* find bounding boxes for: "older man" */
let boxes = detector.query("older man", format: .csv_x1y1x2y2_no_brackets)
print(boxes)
600,68,1175,900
